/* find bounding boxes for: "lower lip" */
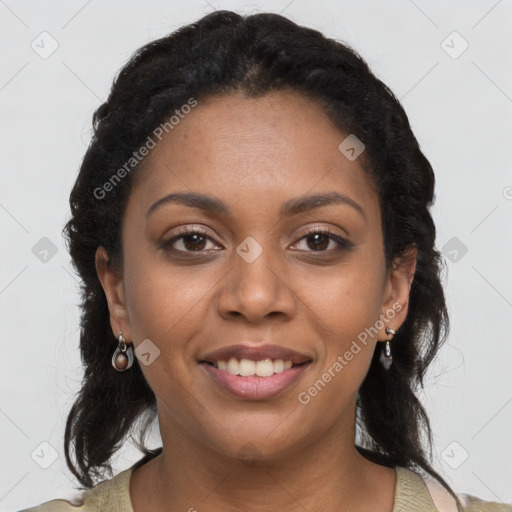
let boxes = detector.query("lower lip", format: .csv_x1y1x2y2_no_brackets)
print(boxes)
199,362,311,400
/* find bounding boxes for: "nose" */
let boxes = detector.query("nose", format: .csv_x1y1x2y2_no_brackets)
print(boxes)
216,241,297,324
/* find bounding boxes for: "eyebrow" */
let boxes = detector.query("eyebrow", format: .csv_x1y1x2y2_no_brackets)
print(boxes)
146,191,367,222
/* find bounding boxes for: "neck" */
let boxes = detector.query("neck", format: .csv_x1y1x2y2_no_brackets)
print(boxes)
130,404,396,512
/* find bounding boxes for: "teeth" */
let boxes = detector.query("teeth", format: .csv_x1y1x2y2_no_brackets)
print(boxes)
274,359,285,373
215,357,298,377
239,359,256,377
255,359,274,377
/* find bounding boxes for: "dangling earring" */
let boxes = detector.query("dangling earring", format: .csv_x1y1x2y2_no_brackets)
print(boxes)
380,327,396,370
112,332,134,371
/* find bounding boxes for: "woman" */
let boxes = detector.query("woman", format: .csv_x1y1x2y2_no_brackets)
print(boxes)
19,9,511,512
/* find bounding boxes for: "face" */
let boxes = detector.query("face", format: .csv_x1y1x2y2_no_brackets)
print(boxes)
97,90,415,462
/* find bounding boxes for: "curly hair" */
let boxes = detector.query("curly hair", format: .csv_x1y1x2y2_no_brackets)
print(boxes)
62,9,458,504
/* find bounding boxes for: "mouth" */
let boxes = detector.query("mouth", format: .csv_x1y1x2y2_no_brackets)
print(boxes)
199,357,313,401
197,344,313,400
200,358,309,377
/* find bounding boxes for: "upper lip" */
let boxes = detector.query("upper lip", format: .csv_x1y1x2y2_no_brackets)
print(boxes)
199,344,312,365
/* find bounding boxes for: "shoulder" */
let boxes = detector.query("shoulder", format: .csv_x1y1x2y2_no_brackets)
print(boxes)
17,468,134,512
457,493,512,512
17,499,85,512
395,465,512,512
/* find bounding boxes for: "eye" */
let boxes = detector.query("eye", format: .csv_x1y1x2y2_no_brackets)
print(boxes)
160,228,221,253
293,228,354,253
160,226,354,255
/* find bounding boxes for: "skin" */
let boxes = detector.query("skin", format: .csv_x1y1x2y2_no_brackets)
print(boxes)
96,90,417,512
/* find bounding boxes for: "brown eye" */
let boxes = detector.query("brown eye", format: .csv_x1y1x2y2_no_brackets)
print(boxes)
294,228,354,253
161,229,220,253
303,232,330,251
179,233,208,251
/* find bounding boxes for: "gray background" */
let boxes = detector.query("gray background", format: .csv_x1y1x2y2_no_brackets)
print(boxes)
1,0,511,510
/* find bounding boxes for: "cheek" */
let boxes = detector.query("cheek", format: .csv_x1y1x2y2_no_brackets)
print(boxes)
123,251,214,346
121,259,211,404
295,271,382,418
298,253,385,389
304,259,384,337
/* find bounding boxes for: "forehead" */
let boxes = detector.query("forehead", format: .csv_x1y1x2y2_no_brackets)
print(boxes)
128,91,380,224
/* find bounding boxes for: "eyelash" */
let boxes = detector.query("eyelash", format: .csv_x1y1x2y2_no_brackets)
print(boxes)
160,226,354,255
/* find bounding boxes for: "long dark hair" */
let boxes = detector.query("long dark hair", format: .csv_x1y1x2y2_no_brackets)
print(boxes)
63,9,458,504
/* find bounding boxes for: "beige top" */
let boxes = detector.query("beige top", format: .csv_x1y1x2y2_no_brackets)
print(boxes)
19,464,511,512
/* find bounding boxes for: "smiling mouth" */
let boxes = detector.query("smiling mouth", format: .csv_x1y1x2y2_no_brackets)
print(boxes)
199,357,312,400
200,357,311,378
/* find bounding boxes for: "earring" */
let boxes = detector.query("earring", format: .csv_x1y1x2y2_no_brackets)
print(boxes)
112,332,134,371
380,327,396,370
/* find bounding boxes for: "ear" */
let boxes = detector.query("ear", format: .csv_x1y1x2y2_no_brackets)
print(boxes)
95,246,132,341
377,244,417,340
